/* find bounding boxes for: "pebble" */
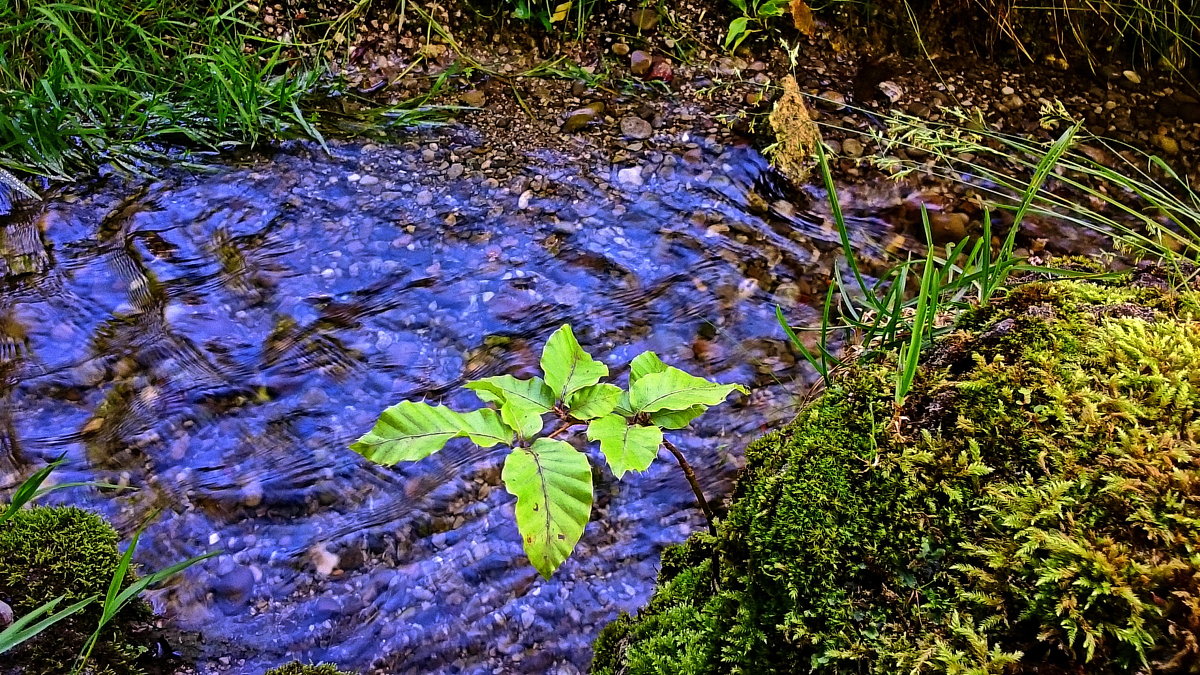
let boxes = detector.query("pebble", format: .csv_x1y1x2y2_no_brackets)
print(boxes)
358,175,379,186
842,138,864,158
447,163,465,180
460,90,487,107
630,51,652,76
338,541,366,572
0,600,11,627
612,42,630,56
310,545,339,577
1123,70,1142,84
310,597,342,623
649,59,674,82
617,167,644,186
817,91,846,110
929,211,969,242
1002,94,1024,109
1152,134,1179,154
1001,85,1015,96
416,189,433,205
211,567,255,603
620,116,653,140
877,80,904,103
561,107,598,133
630,8,658,30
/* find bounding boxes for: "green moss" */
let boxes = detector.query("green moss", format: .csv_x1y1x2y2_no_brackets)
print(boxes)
263,663,358,675
0,506,151,675
593,276,1200,674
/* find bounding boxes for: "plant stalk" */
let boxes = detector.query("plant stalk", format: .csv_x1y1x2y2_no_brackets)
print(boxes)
661,438,716,537
547,420,576,439
662,438,723,590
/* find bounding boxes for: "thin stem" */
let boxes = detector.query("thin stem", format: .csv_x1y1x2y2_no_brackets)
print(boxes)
661,438,722,590
547,419,581,439
661,438,716,537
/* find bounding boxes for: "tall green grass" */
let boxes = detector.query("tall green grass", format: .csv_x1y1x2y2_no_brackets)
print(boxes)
870,105,1200,268
0,0,323,176
798,0,1200,71
1006,0,1200,70
0,0,446,178
778,125,1118,397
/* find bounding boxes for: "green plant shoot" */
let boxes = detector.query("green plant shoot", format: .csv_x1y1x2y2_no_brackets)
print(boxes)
351,324,747,579
724,0,790,50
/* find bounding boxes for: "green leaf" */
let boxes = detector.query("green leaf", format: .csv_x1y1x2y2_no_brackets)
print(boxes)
350,402,473,465
540,325,609,400
614,390,634,417
465,375,555,411
629,350,668,384
586,415,663,479
499,404,544,441
650,405,706,429
460,408,517,447
565,383,622,420
628,367,747,414
0,595,94,654
1,460,61,524
758,0,789,17
466,375,554,440
502,438,593,579
724,17,750,49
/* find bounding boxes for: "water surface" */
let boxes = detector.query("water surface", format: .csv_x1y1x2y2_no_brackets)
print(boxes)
0,131,916,673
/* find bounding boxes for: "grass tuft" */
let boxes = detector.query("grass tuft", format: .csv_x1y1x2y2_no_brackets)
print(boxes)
0,0,446,179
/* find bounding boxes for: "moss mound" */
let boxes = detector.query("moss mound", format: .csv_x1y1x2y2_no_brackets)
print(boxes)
0,506,152,675
593,276,1200,673
264,663,358,675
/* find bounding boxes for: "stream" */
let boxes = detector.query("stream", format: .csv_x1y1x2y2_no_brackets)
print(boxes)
0,129,922,673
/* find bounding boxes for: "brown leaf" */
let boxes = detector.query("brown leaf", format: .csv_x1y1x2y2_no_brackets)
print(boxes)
768,76,820,181
790,0,815,35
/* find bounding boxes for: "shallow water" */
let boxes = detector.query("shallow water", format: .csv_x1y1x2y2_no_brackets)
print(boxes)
0,131,918,673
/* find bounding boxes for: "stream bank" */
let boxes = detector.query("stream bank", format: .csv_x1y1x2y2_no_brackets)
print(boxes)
593,267,1200,673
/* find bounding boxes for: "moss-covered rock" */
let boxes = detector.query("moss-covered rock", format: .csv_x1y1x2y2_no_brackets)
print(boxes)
0,506,152,675
593,276,1200,673
263,663,358,675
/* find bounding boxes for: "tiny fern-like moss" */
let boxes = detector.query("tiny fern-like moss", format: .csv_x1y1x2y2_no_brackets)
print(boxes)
264,662,358,675
594,274,1200,673
350,326,746,578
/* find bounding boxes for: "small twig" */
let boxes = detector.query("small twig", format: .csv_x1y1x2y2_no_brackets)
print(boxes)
661,438,722,590
547,418,581,439
661,438,716,537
